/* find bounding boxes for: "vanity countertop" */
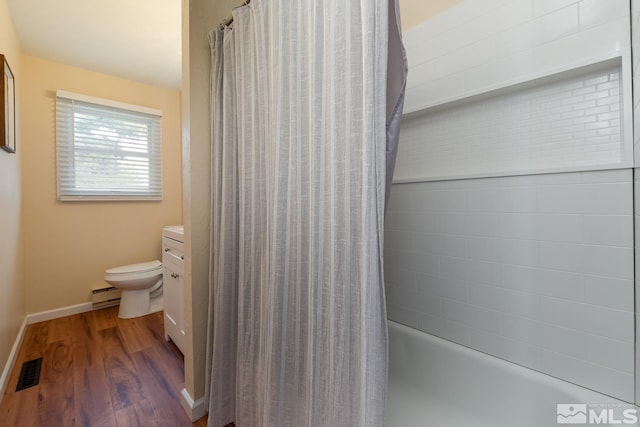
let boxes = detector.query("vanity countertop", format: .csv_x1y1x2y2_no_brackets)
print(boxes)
162,225,184,242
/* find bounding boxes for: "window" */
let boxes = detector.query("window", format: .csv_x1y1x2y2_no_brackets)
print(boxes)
56,90,163,201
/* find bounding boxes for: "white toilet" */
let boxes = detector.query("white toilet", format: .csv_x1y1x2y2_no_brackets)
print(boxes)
104,260,164,319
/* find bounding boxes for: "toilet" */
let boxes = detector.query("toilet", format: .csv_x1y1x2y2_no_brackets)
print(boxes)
104,260,164,319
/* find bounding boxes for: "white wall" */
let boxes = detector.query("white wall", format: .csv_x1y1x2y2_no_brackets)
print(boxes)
387,0,635,402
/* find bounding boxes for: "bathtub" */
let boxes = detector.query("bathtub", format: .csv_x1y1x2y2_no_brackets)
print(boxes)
386,321,639,427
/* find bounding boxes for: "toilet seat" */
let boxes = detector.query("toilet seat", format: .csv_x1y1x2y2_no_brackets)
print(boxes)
104,260,162,282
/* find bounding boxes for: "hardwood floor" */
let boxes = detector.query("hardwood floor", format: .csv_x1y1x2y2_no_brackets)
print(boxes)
0,307,208,427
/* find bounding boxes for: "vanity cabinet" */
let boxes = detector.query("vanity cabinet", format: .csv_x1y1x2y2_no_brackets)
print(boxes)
162,227,185,354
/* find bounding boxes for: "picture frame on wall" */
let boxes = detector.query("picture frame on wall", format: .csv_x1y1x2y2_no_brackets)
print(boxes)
0,54,15,153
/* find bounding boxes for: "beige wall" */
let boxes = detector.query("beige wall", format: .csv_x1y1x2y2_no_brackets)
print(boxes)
182,0,242,413
21,55,182,313
0,0,25,393
398,0,462,30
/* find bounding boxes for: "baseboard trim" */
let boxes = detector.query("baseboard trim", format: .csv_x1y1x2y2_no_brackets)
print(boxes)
180,388,207,421
26,302,94,325
0,316,28,403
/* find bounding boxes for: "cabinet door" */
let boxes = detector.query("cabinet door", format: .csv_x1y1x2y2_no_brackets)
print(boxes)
164,260,185,354
177,272,185,347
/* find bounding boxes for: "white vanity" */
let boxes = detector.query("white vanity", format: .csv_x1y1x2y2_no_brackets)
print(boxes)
162,225,185,354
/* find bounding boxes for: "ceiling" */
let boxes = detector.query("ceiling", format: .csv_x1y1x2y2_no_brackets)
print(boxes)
7,0,182,89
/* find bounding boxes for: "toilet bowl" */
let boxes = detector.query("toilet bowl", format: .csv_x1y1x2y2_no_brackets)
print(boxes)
104,260,164,319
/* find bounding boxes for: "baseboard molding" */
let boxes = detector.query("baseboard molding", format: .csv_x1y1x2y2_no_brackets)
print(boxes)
181,388,207,421
0,316,28,403
26,302,94,325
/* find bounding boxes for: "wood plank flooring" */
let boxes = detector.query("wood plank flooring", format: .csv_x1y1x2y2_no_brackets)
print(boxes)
0,307,208,427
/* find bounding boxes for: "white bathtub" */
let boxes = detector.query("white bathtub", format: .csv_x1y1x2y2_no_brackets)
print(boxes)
386,321,638,427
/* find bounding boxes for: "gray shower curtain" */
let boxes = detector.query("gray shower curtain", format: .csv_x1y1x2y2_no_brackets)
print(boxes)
206,1,406,426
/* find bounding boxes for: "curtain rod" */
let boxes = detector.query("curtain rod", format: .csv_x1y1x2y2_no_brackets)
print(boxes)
219,0,251,29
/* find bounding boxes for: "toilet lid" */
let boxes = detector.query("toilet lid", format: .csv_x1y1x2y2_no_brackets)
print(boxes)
105,260,162,275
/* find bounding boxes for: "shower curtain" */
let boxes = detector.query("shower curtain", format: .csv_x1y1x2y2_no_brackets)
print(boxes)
207,0,406,426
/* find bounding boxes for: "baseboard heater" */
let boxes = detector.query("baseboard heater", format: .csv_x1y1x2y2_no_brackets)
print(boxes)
92,285,122,309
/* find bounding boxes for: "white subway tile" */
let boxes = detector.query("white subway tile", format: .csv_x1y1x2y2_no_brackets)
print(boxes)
395,287,442,316
468,283,503,312
501,264,582,300
530,171,585,186
504,4,579,56
394,250,440,276
402,74,464,114
597,95,622,107
579,168,630,183
384,267,417,290
582,215,633,247
440,256,501,285
536,182,632,214
414,233,467,258
458,50,537,99
579,0,630,31
502,314,546,346
586,335,634,374
439,213,500,237
416,273,470,302
539,241,633,279
409,4,579,90
416,312,448,338
468,237,539,267
466,187,537,213
540,297,633,342
387,186,414,211
408,0,533,68
384,229,415,251
533,17,631,73
583,305,634,343
533,0,580,17
495,174,545,187
387,304,419,328
499,213,583,243
581,275,634,311
391,210,440,233
440,320,477,349
469,284,540,319
442,299,503,334
472,330,542,370
402,0,512,49
412,189,466,212
541,322,591,360
437,176,500,190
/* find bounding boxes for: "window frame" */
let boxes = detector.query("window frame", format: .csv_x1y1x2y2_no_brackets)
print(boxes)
55,90,163,201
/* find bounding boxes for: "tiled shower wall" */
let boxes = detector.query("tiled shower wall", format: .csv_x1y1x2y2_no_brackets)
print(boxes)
396,63,627,182
388,0,635,403
403,0,631,113
385,169,634,400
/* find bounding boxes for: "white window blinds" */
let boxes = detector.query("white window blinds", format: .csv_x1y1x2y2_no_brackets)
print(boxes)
56,90,163,201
